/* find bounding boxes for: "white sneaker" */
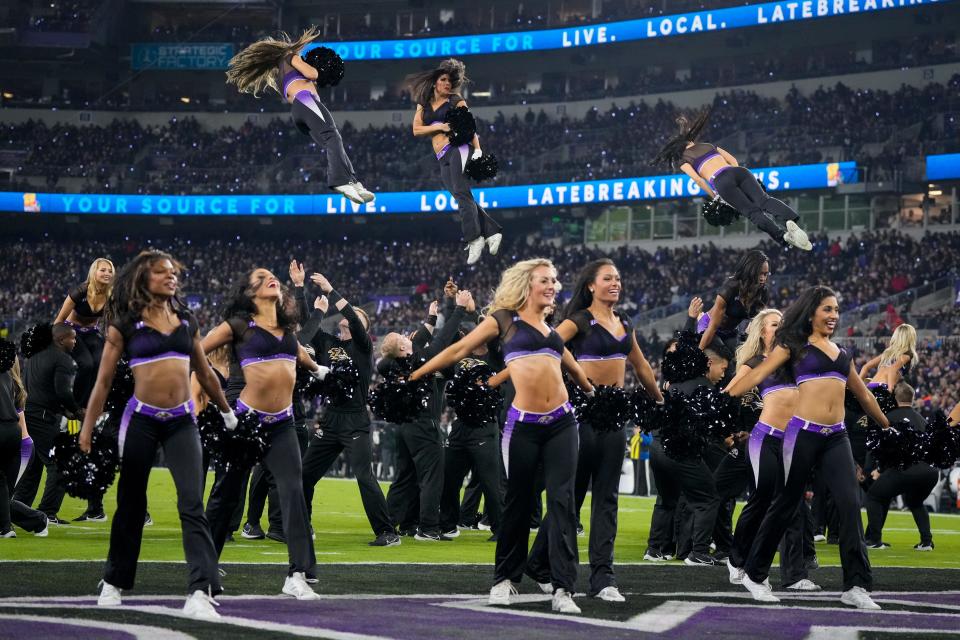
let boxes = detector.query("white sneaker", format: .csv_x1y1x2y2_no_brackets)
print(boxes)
536,582,554,594
97,581,122,606
783,220,812,251
282,572,321,600
0,530,15,538
34,525,49,538
488,579,518,606
595,586,625,602
442,529,461,539
183,590,221,621
477,522,492,531
465,237,484,264
726,558,744,585
840,586,881,610
334,184,364,205
785,579,822,592
742,575,780,603
551,589,581,614
485,233,503,255
813,534,826,543
354,182,375,203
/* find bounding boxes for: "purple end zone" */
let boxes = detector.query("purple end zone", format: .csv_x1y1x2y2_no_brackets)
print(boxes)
0,619,135,639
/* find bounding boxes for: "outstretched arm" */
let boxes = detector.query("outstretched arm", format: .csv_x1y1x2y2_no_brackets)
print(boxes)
858,355,881,380
410,316,499,381
725,346,790,396
699,295,727,350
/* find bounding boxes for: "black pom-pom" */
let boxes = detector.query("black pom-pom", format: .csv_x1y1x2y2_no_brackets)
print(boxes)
579,385,632,432
658,386,738,461
661,331,708,384
0,338,16,373
686,385,739,442
849,384,899,430
631,388,661,434
564,375,589,413
52,430,119,500
103,359,135,421
303,46,345,87
658,391,704,461
19,323,54,358
702,198,741,227
299,358,360,407
370,357,429,424
866,418,925,471
199,408,269,473
924,411,960,469
444,106,477,146
464,153,499,182
446,358,502,428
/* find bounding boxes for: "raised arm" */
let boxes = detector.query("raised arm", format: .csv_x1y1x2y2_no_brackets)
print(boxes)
410,316,499,381
847,361,891,429
79,326,123,453
201,321,234,354
725,345,791,396
699,294,727,350
422,293,469,360
290,54,319,81
858,355,881,380
681,163,716,199
726,362,757,392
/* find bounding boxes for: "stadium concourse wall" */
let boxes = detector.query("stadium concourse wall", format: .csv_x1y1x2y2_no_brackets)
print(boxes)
1,62,957,131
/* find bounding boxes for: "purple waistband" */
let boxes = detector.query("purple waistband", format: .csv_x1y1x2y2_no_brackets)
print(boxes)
129,351,190,368
760,384,797,398
788,416,845,436
752,421,785,440
127,397,194,421
64,320,100,334
237,399,293,425
507,402,573,426
708,164,734,189
240,353,297,368
867,381,887,390
436,142,451,160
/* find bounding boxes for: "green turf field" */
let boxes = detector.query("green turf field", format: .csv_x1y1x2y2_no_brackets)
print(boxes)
3,468,959,568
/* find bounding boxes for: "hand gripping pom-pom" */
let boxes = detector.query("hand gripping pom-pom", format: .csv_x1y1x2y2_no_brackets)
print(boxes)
198,407,269,473
464,153,499,182
564,375,589,414
702,198,741,227
0,338,16,373
19,323,54,359
580,385,632,432
444,105,477,147
660,331,708,384
866,418,925,471
299,357,360,408
303,46,345,87
53,430,119,500
631,388,662,434
924,412,960,469
370,357,429,424
446,358,502,428
685,385,739,442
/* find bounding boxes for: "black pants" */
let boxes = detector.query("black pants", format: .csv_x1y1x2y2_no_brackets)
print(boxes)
744,424,871,591
647,438,719,556
291,90,356,188
70,329,104,407
387,419,445,535
459,469,483,525
730,429,808,587
438,145,502,243
707,443,750,555
811,470,839,538
206,418,315,575
301,410,392,536
713,166,799,243
440,430,503,533
13,410,66,516
865,464,939,546
246,422,309,534
1,421,48,533
632,458,649,496
528,422,626,594
104,412,219,593
495,413,578,591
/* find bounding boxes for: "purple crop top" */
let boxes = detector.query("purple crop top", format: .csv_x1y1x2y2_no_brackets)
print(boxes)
793,343,851,385
119,313,197,368
229,318,298,368
745,354,796,398
492,310,563,364
568,310,632,362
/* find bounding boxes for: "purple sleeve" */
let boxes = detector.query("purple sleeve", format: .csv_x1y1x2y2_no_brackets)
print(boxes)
696,312,711,333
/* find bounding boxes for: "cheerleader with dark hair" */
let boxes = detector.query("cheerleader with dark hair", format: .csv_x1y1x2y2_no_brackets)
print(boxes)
79,250,235,619
409,59,502,265
202,267,328,599
727,285,889,609
410,259,594,614
699,250,770,356
653,110,811,250
526,259,662,602
226,28,373,205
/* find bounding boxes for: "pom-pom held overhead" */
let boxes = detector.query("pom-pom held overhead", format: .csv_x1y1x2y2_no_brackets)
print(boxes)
924,411,960,469
660,331,708,384
52,430,119,500
579,384,632,432
198,407,269,473
0,338,16,373
444,105,477,146
19,323,54,359
370,356,429,424
702,198,742,227
303,46,345,87
464,153,499,181
446,358,502,428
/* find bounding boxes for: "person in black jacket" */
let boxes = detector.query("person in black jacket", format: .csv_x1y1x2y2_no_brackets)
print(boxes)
381,289,472,540
300,272,398,547
14,323,81,522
